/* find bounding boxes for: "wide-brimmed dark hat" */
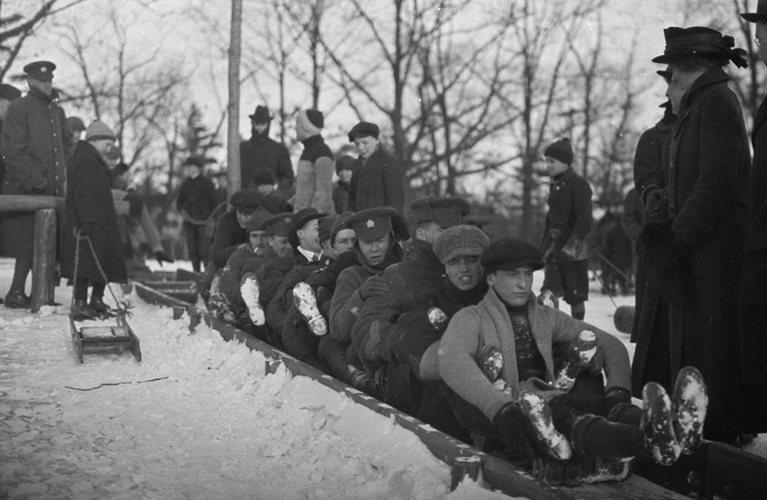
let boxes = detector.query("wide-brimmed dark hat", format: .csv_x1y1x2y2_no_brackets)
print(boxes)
249,105,271,122
652,27,748,68
288,208,326,248
742,0,767,22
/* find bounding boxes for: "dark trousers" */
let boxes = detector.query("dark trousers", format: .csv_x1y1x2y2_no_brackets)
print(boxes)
183,222,210,272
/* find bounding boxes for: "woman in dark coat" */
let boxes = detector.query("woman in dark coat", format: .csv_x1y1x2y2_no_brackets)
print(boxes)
61,121,126,320
650,27,755,443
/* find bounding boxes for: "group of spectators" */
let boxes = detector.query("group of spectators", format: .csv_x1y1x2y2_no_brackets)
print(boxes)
6,10,767,487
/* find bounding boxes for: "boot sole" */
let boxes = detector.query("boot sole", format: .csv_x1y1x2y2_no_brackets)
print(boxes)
520,391,573,461
240,275,265,326
642,382,681,466
672,366,708,455
293,282,327,336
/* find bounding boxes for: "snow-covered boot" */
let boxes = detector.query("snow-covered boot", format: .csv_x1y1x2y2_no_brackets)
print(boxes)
293,282,327,336
641,381,681,466
671,366,708,455
554,330,598,390
240,273,265,326
520,391,573,461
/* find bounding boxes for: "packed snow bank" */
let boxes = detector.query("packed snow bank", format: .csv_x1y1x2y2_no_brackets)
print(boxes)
0,260,518,500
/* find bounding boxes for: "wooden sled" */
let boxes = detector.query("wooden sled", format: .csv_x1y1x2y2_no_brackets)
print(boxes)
69,312,141,363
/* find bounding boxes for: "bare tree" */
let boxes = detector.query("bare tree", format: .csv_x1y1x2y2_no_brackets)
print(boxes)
0,0,87,81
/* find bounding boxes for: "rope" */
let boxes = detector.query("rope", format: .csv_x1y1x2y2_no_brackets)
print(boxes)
182,201,227,226
71,227,128,316
595,251,635,288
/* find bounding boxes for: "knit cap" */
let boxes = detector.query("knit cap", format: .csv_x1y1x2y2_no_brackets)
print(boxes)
433,225,491,265
544,138,573,166
331,211,354,241
318,215,336,243
296,109,324,140
336,154,356,174
85,120,116,142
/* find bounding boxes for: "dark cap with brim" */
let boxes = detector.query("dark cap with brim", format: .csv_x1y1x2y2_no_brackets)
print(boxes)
245,207,274,233
345,207,398,241
23,61,56,81
263,212,294,237
742,0,767,22
411,196,470,229
481,238,544,274
289,208,326,248
347,121,380,142
229,189,267,213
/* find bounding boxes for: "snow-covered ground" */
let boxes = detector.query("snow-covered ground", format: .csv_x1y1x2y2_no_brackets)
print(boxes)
0,257,764,499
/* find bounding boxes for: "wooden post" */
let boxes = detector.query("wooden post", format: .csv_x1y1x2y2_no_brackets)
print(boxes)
30,209,57,313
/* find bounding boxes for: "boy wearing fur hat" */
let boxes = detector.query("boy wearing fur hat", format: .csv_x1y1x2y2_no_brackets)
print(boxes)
381,224,490,438
294,109,336,215
347,121,405,213
540,138,593,321
351,196,470,375
240,105,293,192
439,237,709,485
176,157,217,273
61,121,127,321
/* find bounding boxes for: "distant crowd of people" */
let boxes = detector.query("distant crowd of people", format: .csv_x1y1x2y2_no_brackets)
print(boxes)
6,6,767,487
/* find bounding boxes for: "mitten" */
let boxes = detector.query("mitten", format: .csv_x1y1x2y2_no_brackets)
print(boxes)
359,275,390,300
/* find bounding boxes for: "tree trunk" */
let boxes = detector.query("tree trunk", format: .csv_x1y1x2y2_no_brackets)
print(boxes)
228,0,243,195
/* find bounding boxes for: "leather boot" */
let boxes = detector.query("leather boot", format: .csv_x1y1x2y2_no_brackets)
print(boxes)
71,299,99,321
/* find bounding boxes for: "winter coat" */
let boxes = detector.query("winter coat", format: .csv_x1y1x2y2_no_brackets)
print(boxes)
239,125,293,191
665,67,755,438
740,89,767,389
382,277,488,415
351,239,445,371
1,87,73,259
219,244,273,307
634,113,674,205
348,147,405,213
329,243,405,343
209,211,247,268
332,181,351,214
176,175,217,222
61,141,126,283
280,253,358,372
255,252,310,309
542,168,593,261
438,288,631,422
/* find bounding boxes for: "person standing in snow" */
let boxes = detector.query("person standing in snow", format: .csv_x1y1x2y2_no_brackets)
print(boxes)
293,109,335,215
738,2,767,436
1,61,74,309
650,26,757,445
539,138,592,321
61,121,127,321
176,157,217,273
346,121,405,213
239,105,293,193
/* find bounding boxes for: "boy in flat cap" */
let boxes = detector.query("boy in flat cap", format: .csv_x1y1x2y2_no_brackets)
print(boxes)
240,104,293,192
202,188,267,310
540,138,592,321
217,207,273,326
61,121,127,321
351,196,470,377
739,2,767,434
439,238,709,485
294,109,336,215
2,60,74,308
176,157,217,273
650,26,760,444
319,207,408,394
347,121,405,213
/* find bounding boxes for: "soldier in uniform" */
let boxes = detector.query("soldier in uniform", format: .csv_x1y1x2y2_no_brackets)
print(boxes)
1,61,74,308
